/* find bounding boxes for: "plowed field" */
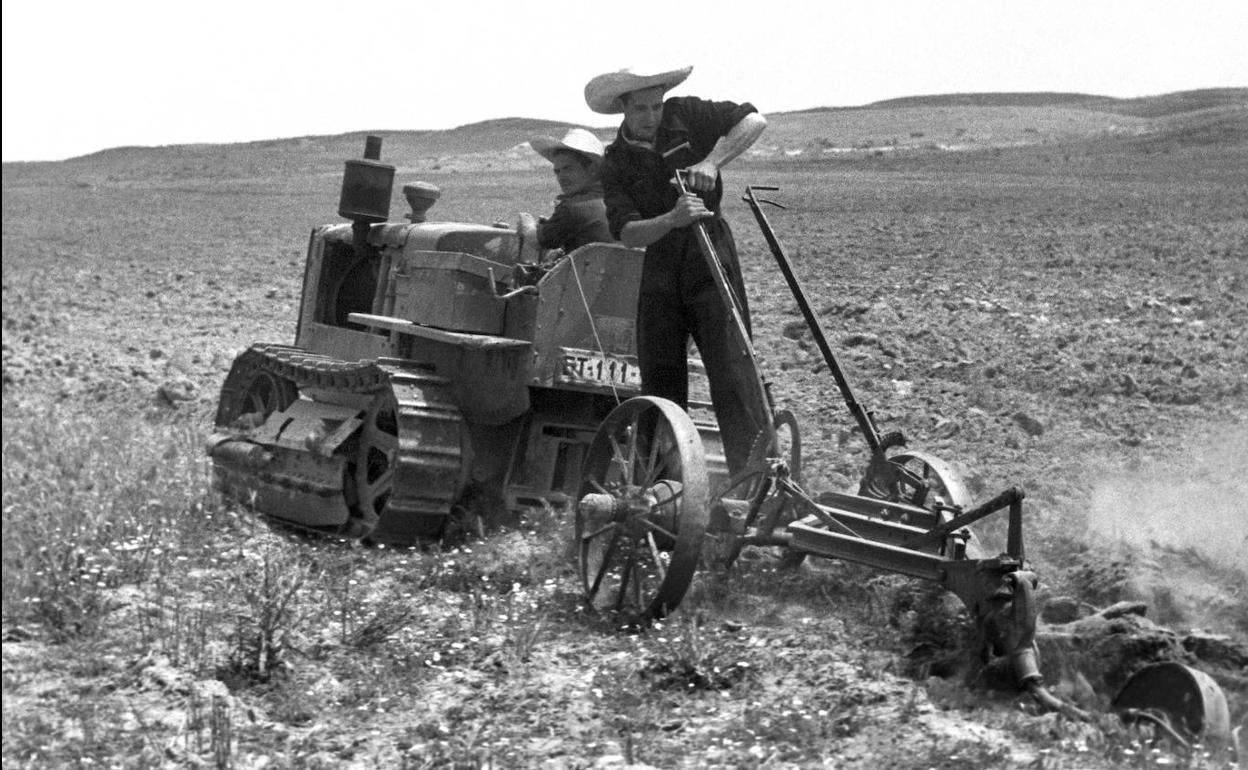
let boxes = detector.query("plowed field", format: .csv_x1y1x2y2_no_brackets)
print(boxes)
4,101,1246,768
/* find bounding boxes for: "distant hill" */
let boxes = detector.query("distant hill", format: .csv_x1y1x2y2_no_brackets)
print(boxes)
1116,101,1248,150
53,118,593,178
3,88,1243,184
758,88,1246,159
822,87,1247,118
74,117,598,167
858,92,1107,110
1079,88,1248,118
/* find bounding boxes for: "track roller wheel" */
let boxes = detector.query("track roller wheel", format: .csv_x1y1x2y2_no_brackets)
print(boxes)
347,388,399,537
215,350,299,429
576,397,710,627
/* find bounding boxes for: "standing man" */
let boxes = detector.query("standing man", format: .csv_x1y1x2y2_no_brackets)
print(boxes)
584,66,768,476
521,127,613,255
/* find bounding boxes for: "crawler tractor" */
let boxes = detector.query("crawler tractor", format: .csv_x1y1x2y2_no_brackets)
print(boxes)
209,136,724,543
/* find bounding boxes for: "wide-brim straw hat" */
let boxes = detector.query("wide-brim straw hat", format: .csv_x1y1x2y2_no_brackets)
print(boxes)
529,127,605,163
584,66,693,114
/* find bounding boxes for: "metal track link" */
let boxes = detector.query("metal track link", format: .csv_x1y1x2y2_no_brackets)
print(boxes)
223,344,443,393
373,362,468,537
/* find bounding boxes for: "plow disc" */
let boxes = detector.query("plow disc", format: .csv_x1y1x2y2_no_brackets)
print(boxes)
1115,662,1231,747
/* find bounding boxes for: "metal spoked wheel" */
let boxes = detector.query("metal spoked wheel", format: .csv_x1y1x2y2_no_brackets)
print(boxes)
712,409,806,569
349,388,399,536
768,409,803,488
887,451,972,510
732,408,804,497
769,410,807,568
576,397,710,627
886,450,983,558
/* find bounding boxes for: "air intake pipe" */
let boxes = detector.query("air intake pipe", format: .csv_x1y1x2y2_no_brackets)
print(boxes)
338,135,395,258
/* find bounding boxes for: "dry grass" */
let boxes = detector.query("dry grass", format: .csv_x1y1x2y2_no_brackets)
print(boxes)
2,406,214,640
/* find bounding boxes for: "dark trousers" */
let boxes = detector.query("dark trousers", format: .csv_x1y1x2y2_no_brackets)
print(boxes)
636,220,767,477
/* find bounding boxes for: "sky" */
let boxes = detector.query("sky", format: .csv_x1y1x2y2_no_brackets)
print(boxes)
3,0,1246,162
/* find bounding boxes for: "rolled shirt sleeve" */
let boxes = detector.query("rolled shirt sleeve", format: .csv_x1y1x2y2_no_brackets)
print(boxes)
601,95,758,240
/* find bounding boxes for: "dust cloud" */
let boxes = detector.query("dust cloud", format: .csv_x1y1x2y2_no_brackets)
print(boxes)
1081,424,1247,637
1087,476,1247,568
1084,426,1247,568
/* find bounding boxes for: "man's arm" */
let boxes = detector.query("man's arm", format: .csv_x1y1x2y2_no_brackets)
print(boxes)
536,202,571,250
686,111,767,192
618,194,712,249
619,110,767,247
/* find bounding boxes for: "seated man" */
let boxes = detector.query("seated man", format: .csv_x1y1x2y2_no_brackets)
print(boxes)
519,128,613,257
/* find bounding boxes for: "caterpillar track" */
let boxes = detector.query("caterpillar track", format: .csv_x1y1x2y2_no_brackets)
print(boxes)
208,344,469,543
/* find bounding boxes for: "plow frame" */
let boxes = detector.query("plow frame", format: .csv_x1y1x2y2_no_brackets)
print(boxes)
575,183,1232,744
577,182,1045,688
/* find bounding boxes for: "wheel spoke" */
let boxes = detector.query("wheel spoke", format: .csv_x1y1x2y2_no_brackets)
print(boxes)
607,433,629,484
370,430,398,455
631,556,644,608
641,448,658,487
646,424,679,486
361,465,394,499
614,547,637,611
581,520,617,544
648,485,685,507
625,416,641,481
646,532,667,581
588,529,622,597
641,517,678,543
641,425,665,486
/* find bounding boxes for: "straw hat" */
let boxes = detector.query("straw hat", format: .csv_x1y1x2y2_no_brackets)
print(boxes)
529,127,605,163
583,66,693,114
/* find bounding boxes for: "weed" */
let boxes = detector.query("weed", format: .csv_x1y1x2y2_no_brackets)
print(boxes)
210,695,234,770
639,614,752,692
501,592,547,666
221,545,309,683
346,601,421,649
126,580,217,678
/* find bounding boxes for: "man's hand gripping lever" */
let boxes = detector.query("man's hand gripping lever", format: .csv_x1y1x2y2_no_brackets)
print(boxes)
668,189,714,228
671,170,742,318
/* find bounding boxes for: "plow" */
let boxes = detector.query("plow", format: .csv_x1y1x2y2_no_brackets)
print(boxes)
209,139,1237,754
571,180,1235,748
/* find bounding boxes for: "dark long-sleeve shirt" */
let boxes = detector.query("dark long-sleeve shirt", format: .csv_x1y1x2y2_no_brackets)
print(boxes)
600,95,757,295
536,182,612,252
